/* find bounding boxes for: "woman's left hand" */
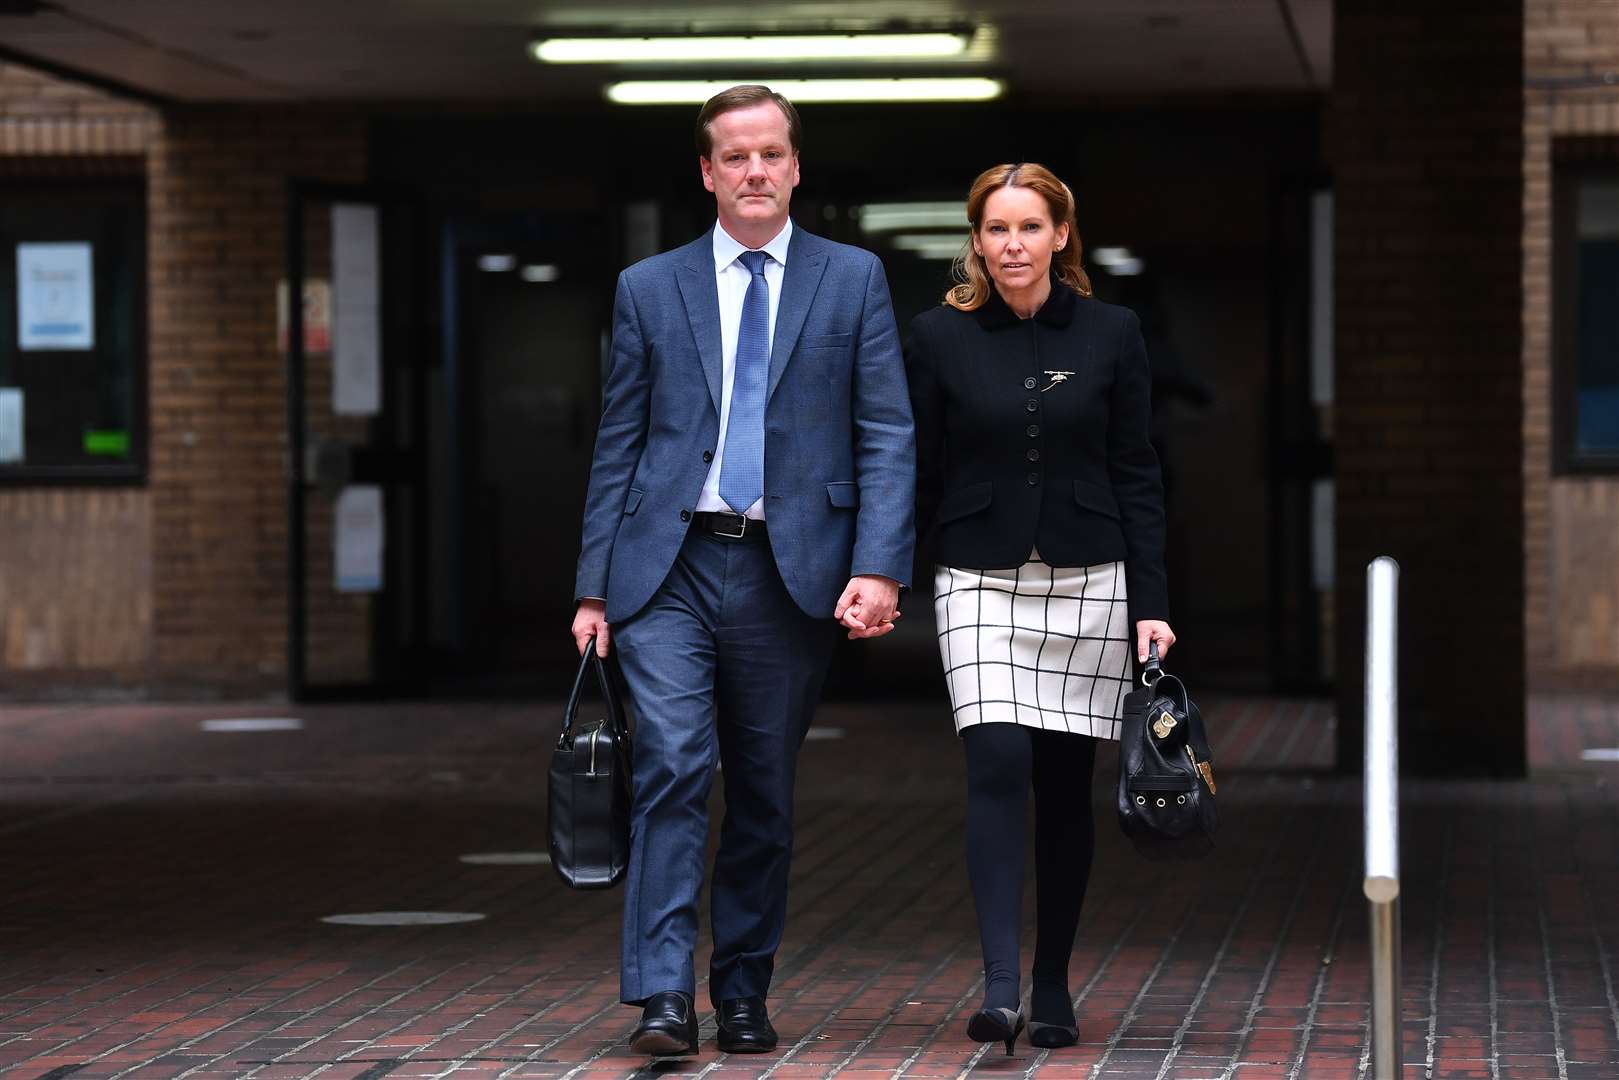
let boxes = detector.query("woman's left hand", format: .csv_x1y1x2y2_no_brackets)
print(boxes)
1135,620,1176,663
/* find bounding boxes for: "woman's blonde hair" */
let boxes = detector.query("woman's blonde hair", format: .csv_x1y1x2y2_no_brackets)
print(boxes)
945,162,1093,311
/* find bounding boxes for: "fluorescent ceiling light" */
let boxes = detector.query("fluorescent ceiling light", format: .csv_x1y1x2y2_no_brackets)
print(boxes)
857,202,966,232
521,264,561,282
607,78,1004,105
890,233,967,260
534,33,970,64
477,254,517,272
1091,246,1144,275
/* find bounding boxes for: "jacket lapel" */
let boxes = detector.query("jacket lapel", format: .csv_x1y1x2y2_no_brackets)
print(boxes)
676,233,723,415
767,230,828,404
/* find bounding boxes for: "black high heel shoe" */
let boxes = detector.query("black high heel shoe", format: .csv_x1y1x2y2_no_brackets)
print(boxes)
1028,980,1078,1048
965,1006,1026,1055
1026,1020,1079,1048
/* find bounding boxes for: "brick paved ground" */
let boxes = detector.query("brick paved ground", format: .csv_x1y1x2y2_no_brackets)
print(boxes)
0,693,1615,1079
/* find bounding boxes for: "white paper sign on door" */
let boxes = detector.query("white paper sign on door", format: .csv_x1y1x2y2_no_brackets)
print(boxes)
0,389,22,464
334,484,384,593
331,204,381,416
17,243,94,351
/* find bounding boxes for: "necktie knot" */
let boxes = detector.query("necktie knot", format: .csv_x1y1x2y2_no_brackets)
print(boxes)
739,250,768,277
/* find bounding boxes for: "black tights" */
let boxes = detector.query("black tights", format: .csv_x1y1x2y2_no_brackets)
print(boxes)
962,723,1097,1023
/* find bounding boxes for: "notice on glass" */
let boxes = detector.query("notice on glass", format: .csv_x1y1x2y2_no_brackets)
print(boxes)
331,204,381,416
17,243,94,351
276,277,332,354
0,389,22,464
335,484,384,593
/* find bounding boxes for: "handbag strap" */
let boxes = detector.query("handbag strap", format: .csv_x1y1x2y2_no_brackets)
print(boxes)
1149,673,1190,716
1140,641,1190,716
561,638,629,743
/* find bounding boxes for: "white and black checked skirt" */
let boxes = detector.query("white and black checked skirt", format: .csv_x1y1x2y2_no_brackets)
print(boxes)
933,551,1133,739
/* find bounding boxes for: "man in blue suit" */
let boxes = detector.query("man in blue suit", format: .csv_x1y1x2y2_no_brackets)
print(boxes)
570,85,915,1057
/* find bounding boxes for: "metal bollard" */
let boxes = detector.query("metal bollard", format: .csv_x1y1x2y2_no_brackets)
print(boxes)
1364,556,1402,1078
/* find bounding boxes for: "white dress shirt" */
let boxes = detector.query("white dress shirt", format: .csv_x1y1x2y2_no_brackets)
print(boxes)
695,218,793,520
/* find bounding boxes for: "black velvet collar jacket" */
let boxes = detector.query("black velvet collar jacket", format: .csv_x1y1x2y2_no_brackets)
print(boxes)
904,281,1169,623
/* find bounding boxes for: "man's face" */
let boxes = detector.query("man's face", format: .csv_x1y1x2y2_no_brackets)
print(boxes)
700,101,800,238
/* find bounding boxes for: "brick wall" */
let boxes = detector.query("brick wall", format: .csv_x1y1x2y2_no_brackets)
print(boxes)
2,58,368,695
0,61,152,156
0,490,151,686
1331,1,1527,774
147,109,366,693
0,64,154,692
1524,1,1619,689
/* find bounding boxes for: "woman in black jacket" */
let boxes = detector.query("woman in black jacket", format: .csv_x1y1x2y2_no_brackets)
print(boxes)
906,163,1176,1053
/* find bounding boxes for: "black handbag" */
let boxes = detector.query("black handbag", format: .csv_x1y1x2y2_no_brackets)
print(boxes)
1116,642,1217,860
547,639,633,889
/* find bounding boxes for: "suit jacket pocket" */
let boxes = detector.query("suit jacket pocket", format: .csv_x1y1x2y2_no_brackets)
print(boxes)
623,488,644,515
1073,479,1120,520
801,332,853,349
826,481,860,508
937,480,993,524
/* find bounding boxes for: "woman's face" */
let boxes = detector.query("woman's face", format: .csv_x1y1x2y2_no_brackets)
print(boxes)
972,185,1069,296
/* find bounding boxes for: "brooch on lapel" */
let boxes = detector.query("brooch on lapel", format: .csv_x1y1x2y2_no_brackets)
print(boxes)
1040,370,1075,392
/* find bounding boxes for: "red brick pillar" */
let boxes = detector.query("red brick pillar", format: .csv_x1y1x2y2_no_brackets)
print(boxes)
1331,1,1527,775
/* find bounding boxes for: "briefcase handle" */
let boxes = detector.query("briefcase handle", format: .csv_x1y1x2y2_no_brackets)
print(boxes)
561,636,628,744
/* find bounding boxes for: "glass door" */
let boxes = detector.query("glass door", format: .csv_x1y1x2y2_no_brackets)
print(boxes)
285,181,426,699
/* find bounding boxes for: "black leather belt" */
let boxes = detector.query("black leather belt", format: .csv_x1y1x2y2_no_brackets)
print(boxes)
691,511,768,540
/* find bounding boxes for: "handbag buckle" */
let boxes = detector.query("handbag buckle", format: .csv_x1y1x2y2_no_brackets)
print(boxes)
1186,744,1217,794
1151,710,1178,740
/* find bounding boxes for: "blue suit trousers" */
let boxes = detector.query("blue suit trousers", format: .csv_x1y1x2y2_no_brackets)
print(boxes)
613,529,838,1006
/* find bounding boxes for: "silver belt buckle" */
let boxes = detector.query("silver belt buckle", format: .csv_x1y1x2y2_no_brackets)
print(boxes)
713,512,748,539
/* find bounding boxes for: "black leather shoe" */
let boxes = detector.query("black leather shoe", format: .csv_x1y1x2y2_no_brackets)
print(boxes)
715,996,778,1053
629,991,698,1057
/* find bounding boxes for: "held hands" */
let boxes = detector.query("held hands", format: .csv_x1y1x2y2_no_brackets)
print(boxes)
572,600,611,657
1135,620,1176,663
835,575,902,640
575,577,905,652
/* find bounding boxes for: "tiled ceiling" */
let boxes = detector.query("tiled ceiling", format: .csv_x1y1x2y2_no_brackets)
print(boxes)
0,0,1331,104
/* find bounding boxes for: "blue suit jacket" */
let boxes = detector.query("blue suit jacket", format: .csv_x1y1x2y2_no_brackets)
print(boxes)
575,226,916,623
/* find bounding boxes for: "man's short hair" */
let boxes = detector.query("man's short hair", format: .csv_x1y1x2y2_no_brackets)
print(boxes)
695,85,802,158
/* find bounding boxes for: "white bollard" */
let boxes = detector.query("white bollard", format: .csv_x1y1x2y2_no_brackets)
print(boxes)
1364,556,1402,1079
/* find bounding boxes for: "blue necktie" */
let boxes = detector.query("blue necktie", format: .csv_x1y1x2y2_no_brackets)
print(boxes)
719,250,770,515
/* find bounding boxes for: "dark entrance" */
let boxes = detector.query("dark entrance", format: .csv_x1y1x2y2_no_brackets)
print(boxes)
430,210,613,691
289,103,1327,698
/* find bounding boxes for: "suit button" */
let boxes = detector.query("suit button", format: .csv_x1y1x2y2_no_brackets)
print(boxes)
679,509,691,521
1026,473,1041,486
702,450,713,462
1024,376,1037,390
1025,398,1039,412
1027,449,1040,462
1026,424,1040,437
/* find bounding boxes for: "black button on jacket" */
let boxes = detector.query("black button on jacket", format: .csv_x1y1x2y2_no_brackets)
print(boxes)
904,281,1169,623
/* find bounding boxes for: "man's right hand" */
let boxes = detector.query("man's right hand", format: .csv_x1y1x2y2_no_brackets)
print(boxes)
572,600,611,657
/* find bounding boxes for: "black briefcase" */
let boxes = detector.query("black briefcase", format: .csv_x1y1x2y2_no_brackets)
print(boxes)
1116,642,1217,860
547,639,633,889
